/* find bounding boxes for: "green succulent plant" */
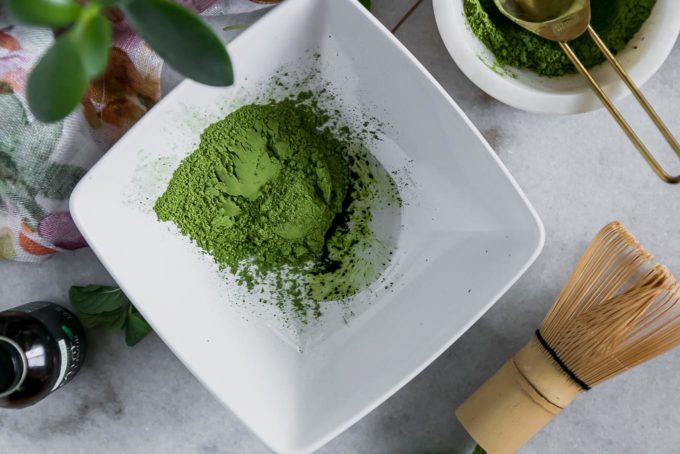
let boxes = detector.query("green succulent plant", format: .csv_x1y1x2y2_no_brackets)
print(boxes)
7,0,234,122
6,0,374,123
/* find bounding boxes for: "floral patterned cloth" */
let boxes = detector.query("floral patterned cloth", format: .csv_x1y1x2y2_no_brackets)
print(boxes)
0,0,269,261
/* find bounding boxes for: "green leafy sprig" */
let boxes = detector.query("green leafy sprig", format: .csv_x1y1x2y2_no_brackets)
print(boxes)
8,0,233,122
69,285,152,346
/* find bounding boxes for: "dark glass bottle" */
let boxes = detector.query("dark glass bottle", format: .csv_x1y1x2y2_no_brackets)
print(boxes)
0,302,86,408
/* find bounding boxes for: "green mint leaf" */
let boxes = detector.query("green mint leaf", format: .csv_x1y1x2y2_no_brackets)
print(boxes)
27,35,88,122
75,307,126,329
69,285,152,347
8,0,81,28
122,0,233,86
125,306,152,346
359,0,371,9
110,305,129,330
472,446,487,454
71,7,112,78
69,285,131,315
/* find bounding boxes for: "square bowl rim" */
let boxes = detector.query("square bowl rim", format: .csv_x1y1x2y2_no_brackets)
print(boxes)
70,0,545,452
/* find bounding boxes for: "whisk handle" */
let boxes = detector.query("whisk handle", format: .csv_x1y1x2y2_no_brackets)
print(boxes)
456,337,582,454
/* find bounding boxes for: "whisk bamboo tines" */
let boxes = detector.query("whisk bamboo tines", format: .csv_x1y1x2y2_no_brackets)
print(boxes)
541,222,680,387
456,222,680,454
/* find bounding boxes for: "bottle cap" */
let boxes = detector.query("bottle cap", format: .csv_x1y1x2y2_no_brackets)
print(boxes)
0,337,27,398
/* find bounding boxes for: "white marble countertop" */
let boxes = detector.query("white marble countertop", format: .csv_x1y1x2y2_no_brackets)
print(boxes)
2,1,680,453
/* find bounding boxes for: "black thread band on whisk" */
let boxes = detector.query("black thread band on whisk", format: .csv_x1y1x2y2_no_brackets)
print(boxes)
535,329,591,391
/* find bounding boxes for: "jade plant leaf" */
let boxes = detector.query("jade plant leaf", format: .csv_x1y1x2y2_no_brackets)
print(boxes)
72,11,112,78
8,0,81,28
122,0,233,86
27,35,89,122
90,0,121,6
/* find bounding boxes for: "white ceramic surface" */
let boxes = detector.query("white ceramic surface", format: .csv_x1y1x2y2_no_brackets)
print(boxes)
70,0,543,452
433,0,680,114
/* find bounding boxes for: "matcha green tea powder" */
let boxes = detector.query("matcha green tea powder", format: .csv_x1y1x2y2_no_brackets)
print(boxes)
464,0,656,77
154,99,400,322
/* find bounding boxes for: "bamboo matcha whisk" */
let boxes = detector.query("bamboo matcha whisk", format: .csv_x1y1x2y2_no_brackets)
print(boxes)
457,221,680,454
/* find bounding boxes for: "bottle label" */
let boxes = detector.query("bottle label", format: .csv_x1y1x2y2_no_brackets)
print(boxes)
52,339,69,392
14,302,86,391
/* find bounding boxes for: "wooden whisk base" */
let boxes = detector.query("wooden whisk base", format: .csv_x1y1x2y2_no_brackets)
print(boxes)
456,336,582,454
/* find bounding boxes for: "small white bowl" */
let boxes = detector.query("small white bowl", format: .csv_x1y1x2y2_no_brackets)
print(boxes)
433,0,680,114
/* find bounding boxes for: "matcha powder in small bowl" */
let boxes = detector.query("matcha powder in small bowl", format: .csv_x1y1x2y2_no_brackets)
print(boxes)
464,0,657,77
154,97,400,323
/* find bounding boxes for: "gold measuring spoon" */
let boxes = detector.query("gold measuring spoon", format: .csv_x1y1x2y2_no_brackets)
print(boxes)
494,0,680,183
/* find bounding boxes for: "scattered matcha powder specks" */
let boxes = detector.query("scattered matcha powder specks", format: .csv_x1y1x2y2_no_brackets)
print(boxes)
154,97,400,322
464,0,656,77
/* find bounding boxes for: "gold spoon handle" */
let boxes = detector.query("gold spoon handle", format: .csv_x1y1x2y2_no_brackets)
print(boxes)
559,27,680,184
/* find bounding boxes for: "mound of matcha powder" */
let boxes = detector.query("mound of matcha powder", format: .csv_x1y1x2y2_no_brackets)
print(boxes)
464,0,656,77
154,98,399,322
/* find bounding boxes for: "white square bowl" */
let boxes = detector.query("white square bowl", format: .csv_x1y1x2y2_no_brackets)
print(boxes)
70,0,544,452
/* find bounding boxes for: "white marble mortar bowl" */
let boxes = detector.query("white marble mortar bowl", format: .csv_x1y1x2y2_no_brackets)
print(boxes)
433,0,680,114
